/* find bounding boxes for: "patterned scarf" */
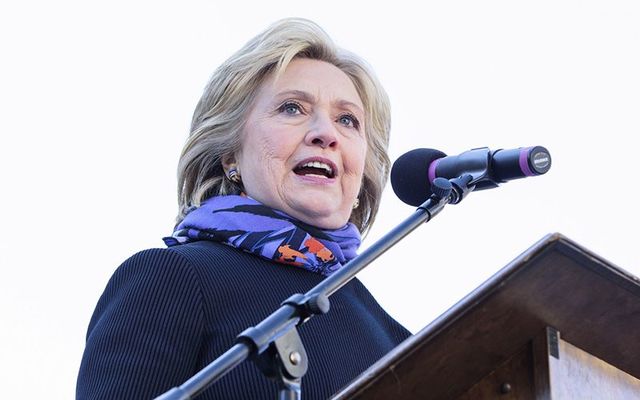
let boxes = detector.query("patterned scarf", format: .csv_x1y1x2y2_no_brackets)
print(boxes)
163,195,361,276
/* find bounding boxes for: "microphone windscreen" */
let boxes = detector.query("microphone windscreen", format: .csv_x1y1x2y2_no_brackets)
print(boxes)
391,148,447,206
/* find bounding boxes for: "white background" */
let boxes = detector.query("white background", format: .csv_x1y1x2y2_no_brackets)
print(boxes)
1,1,638,398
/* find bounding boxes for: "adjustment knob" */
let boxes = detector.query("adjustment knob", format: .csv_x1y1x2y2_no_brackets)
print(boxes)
430,178,453,199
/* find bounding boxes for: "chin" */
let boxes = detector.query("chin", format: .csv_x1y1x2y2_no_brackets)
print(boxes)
285,192,353,228
299,209,351,230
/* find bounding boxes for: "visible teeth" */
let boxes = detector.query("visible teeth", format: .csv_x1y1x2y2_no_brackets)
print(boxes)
301,161,333,175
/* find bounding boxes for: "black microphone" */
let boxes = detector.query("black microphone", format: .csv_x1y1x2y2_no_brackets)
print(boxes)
391,146,551,206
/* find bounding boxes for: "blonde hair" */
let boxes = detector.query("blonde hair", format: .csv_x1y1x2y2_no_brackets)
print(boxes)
177,18,391,235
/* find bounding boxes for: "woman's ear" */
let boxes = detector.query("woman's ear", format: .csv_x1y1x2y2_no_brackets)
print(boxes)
222,154,241,183
221,154,237,171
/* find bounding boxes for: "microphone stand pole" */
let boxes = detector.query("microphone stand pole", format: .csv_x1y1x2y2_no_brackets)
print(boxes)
155,177,470,400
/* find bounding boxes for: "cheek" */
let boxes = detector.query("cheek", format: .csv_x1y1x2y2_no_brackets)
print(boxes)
239,130,289,190
341,140,368,201
260,137,292,177
349,139,368,177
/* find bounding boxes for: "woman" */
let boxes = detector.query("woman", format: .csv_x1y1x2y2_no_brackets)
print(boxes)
77,18,410,399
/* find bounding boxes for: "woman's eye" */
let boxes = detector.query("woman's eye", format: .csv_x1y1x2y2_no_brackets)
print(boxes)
338,114,360,129
280,101,302,115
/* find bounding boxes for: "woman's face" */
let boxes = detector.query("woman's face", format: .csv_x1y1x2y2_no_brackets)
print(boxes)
234,58,367,229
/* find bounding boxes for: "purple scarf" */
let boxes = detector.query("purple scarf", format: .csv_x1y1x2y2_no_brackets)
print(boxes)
163,196,361,276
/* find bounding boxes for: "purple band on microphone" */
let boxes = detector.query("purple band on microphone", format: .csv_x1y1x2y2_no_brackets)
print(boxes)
428,158,440,183
519,147,535,176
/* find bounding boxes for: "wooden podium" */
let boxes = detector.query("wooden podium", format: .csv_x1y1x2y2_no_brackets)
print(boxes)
331,233,640,399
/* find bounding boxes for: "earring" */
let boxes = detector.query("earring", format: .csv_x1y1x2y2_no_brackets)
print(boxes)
227,167,241,183
352,197,360,209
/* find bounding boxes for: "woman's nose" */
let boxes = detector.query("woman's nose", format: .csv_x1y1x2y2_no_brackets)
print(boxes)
305,114,339,149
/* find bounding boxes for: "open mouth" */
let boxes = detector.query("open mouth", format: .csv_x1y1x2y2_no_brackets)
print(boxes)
293,160,336,179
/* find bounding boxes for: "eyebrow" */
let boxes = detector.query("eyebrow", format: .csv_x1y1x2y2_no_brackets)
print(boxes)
275,89,365,116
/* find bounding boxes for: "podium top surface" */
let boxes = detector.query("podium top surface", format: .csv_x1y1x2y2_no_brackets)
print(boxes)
333,233,640,400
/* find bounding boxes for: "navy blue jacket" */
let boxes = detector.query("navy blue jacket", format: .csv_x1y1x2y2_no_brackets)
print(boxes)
77,241,410,399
